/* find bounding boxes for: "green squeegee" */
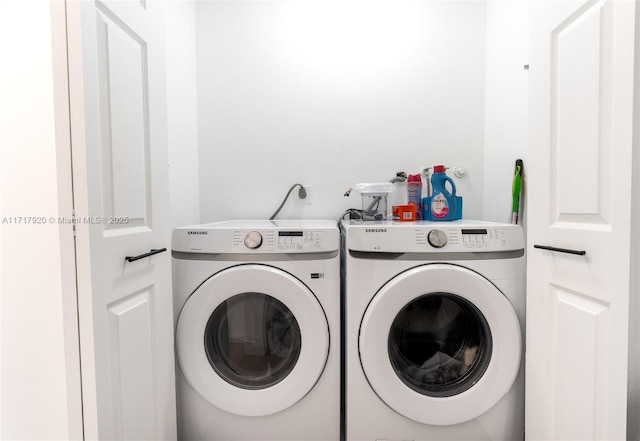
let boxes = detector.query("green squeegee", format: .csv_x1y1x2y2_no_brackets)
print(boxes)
512,159,523,225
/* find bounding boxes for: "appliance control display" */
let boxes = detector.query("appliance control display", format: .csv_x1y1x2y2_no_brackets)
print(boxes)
277,230,320,249
458,228,508,248
427,229,447,248
461,228,488,235
231,229,327,252
462,228,489,247
243,231,263,249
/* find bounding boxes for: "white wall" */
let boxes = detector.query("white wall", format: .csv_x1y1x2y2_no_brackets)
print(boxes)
0,1,82,439
483,0,529,225
166,1,201,229
195,1,487,222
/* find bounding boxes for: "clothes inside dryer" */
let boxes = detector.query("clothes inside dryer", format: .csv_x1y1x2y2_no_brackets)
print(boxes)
204,292,302,390
388,292,492,397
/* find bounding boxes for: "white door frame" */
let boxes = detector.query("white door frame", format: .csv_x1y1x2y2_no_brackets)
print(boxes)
0,1,83,439
627,2,640,436
49,1,85,437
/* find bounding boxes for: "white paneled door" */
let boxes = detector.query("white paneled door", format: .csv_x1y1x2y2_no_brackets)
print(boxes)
66,1,176,439
527,0,636,439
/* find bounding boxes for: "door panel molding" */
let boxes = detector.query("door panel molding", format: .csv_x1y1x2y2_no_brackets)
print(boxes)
95,2,151,232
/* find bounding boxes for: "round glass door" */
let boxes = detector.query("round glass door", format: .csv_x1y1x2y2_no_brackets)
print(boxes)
177,264,329,417
359,264,521,426
204,293,302,390
388,292,492,398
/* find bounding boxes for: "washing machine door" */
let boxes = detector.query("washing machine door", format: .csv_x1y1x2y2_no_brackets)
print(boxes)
177,264,329,417
359,264,521,426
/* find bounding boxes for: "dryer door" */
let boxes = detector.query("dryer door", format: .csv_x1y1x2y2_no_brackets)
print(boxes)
359,264,521,426
177,264,329,416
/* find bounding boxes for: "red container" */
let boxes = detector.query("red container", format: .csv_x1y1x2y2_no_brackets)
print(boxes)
392,205,417,222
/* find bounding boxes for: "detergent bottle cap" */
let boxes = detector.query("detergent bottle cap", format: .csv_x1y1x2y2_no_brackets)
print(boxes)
407,174,421,183
433,165,445,173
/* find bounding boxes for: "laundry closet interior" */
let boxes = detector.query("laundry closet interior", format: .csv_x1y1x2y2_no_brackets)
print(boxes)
3,1,640,440
165,0,528,227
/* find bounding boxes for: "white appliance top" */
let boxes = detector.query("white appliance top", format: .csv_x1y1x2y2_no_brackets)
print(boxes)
172,220,339,254
342,219,524,253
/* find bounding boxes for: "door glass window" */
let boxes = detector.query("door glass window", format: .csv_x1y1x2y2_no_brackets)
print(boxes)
388,293,492,397
204,293,301,389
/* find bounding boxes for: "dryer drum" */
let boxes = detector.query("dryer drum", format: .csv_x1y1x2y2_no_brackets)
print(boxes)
204,292,302,390
388,292,492,398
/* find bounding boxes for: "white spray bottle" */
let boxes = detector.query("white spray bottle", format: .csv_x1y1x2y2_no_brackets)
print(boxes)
420,166,431,220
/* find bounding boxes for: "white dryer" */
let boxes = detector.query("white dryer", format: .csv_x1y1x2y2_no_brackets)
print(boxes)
342,220,525,441
172,220,340,441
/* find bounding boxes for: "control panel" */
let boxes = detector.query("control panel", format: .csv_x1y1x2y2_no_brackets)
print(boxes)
173,223,339,254
232,229,326,252
345,221,524,254
446,228,511,250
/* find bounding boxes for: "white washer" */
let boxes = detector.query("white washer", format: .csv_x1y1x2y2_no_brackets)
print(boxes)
342,220,525,441
172,220,340,441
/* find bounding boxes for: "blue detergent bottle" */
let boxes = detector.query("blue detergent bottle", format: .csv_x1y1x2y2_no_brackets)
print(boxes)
424,165,462,221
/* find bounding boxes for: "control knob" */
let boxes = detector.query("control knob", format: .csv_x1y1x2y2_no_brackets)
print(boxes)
244,231,263,249
427,229,447,248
